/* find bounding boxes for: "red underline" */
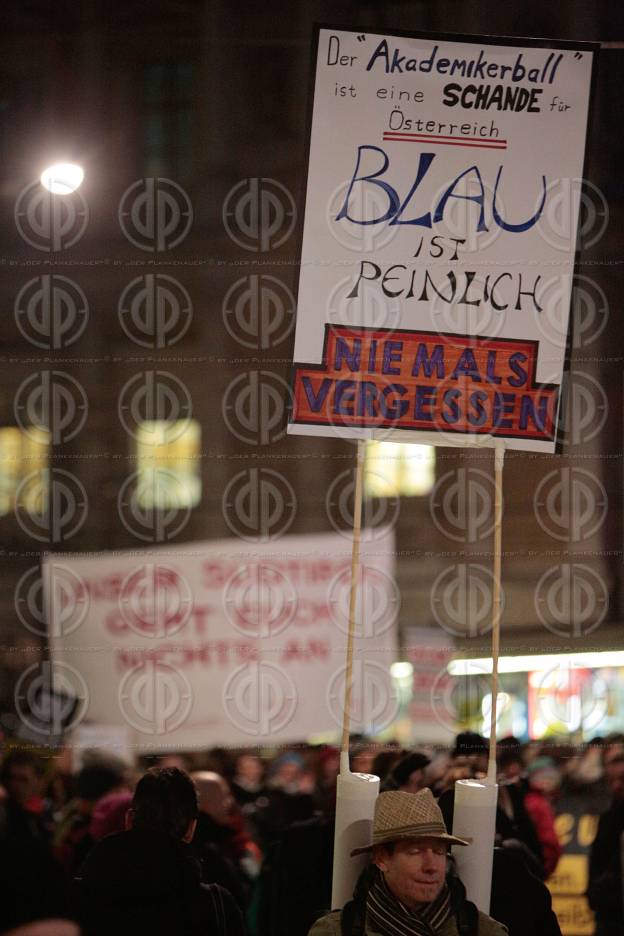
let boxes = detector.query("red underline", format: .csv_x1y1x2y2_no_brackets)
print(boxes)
384,131,508,143
383,132,507,150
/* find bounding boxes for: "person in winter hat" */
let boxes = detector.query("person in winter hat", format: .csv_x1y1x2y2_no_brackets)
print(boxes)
309,789,507,936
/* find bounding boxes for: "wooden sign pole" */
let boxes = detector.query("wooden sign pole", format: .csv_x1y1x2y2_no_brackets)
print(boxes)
487,441,506,783
331,439,380,910
341,439,365,756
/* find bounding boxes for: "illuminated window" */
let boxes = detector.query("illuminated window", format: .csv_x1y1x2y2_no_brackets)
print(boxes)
0,427,50,516
365,441,435,497
136,420,201,510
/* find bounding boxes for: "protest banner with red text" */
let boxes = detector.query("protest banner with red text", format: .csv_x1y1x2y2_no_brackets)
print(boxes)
45,530,397,751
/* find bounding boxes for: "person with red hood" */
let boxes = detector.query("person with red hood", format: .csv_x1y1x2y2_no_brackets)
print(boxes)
89,791,133,842
523,757,561,879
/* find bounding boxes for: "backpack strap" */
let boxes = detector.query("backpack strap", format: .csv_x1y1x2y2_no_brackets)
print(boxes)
340,862,378,936
204,882,226,934
340,899,366,936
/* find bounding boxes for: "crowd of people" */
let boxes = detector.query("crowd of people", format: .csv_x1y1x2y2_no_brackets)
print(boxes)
1,731,623,936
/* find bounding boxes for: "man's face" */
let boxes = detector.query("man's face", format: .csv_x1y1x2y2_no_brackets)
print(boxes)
374,837,447,909
205,776,234,825
277,760,301,785
237,755,263,785
606,761,624,801
500,759,523,782
5,764,40,806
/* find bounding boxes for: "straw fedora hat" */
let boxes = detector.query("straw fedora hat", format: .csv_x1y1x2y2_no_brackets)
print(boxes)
351,789,470,856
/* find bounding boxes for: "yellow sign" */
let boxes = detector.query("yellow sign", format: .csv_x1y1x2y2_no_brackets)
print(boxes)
548,855,588,896
549,812,600,935
550,897,595,936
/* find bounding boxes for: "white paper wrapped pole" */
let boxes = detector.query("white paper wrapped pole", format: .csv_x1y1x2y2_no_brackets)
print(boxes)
331,752,380,908
452,778,498,912
331,441,380,908
452,442,505,913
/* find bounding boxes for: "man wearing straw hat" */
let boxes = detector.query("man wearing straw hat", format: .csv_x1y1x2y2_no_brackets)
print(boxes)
310,789,507,936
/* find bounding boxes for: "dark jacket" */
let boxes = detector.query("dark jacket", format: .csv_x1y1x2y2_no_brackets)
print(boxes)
438,792,561,936
309,870,507,936
191,812,250,908
75,828,245,936
256,813,334,936
587,799,624,936
490,847,562,936
0,800,72,931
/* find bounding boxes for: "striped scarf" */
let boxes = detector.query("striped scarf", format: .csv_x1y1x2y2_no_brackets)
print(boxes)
366,869,452,936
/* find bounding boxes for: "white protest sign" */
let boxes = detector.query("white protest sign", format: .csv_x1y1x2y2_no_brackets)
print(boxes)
45,530,397,751
404,626,456,744
289,28,596,452
69,723,134,768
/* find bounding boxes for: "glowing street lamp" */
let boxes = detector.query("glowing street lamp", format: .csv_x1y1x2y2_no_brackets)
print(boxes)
40,163,84,195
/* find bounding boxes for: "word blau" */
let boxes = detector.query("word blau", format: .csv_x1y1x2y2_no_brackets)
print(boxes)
337,146,546,233
292,326,557,441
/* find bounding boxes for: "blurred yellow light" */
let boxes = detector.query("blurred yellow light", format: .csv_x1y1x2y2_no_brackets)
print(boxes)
365,441,435,497
390,661,414,679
